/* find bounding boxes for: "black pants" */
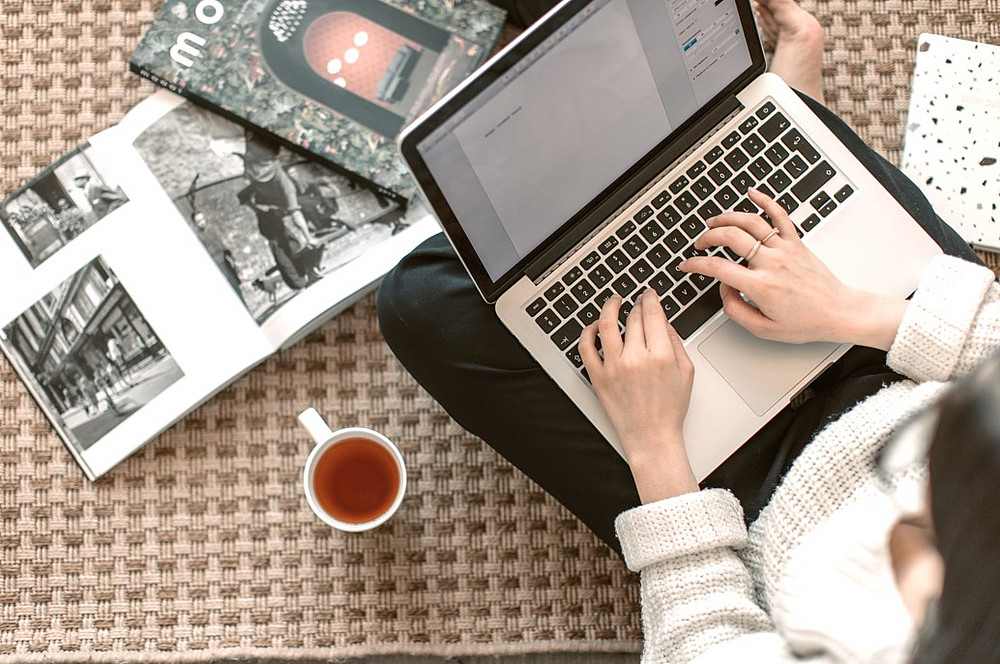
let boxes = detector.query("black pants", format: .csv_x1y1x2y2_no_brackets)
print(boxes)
376,96,981,555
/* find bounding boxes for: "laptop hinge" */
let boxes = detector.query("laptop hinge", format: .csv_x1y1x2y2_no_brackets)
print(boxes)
525,95,745,283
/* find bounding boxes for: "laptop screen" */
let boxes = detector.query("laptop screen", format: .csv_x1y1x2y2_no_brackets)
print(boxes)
412,0,756,286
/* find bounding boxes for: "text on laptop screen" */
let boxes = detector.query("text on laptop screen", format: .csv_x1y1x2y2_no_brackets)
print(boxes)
416,0,752,281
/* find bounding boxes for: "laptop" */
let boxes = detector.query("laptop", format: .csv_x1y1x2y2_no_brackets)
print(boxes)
398,0,942,480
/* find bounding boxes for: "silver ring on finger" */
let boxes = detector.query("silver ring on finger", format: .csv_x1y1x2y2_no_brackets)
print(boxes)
760,228,780,245
745,239,763,262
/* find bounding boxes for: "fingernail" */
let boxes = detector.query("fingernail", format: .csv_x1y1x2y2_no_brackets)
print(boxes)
706,216,717,227
678,259,689,271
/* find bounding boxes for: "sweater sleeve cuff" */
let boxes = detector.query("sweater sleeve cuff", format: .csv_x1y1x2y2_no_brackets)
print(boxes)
887,255,995,382
614,489,746,573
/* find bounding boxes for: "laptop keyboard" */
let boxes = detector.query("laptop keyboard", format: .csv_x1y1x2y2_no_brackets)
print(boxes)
523,99,855,382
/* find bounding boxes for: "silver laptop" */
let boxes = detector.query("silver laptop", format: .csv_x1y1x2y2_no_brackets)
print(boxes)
398,0,941,480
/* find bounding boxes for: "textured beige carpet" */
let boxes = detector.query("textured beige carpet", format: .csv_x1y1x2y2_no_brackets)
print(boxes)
1,0,998,661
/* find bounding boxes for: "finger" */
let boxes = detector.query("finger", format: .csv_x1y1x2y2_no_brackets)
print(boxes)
694,226,759,258
579,322,604,375
747,188,797,241
598,294,624,358
624,294,646,348
665,320,693,372
639,288,671,352
681,255,755,293
718,283,776,337
705,211,773,241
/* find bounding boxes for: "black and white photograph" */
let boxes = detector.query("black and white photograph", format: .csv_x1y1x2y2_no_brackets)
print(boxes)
0,257,184,451
132,102,415,324
1,143,129,267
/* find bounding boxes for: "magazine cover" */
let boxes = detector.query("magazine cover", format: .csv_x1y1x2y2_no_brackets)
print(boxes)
130,0,507,199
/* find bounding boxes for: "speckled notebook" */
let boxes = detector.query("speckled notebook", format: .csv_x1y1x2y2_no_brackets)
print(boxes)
901,33,1000,251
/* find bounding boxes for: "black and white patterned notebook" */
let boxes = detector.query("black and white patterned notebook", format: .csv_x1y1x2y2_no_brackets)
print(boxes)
901,33,1000,251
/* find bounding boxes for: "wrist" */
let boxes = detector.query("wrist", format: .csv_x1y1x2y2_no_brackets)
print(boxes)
837,289,908,351
626,440,699,504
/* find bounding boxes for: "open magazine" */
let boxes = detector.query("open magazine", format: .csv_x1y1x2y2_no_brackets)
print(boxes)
0,90,438,480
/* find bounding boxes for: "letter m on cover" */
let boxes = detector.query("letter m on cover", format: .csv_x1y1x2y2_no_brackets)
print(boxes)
170,32,207,68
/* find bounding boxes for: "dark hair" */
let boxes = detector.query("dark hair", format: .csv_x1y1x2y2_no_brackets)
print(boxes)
911,350,1000,664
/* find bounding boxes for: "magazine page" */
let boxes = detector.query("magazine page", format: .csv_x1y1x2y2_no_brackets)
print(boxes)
0,91,275,480
129,0,506,198
258,200,438,348
114,91,440,349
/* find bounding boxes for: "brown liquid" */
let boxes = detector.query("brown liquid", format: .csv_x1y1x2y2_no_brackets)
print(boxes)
313,437,400,524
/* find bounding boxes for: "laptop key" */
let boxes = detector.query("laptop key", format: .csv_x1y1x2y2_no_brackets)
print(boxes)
785,154,808,179
595,288,615,307
734,198,758,214
791,161,836,202
544,282,565,300
722,131,741,149
748,157,772,179
742,134,766,156
755,101,776,119
739,116,759,134
628,258,654,282
781,128,821,163
616,220,636,239
665,229,688,252
732,171,755,195
708,163,732,185
672,280,698,306
623,236,647,258
682,244,708,259
670,287,723,339
606,249,630,273
634,205,654,223
612,274,638,298
562,266,583,285
766,168,792,193
697,201,722,221
651,190,672,208
598,236,619,254
675,191,699,214
758,112,790,142
776,193,799,214
756,183,775,200
818,199,838,217
669,175,690,194
526,297,545,317
724,147,749,171
554,294,578,318
552,319,583,351
801,213,822,232
565,344,584,368
690,272,714,290
666,257,686,281
618,300,634,326
687,160,707,178
810,191,831,209
692,176,715,200
705,145,725,163
713,185,738,208
764,143,790,166
535,309,560,333
657,205,683,228
577,303,601,326
649,271,673,295
581,251,601,269
639,219,665,243
589,263,612,287
571,278,596,302
660,294,681,319
834,184,854,202
646,244,671,267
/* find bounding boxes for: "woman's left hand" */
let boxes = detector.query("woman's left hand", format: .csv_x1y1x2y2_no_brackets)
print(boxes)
580,288,699,502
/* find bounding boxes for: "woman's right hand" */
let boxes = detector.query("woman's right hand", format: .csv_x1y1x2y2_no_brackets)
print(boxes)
680,189,908,351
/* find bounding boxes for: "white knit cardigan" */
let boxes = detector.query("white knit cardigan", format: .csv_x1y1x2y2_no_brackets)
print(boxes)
614,255,1000,663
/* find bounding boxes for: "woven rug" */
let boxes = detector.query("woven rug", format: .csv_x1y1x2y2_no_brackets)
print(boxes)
1,0,998,661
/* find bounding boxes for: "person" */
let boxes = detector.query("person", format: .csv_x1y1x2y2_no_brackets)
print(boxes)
72,171,127,218
239,134,325,290
375,0,1000,660
54,197,87,239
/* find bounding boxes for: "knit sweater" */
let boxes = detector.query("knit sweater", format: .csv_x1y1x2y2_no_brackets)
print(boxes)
614,255,999,663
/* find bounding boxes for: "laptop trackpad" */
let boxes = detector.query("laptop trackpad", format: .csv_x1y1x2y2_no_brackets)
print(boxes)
697,320,840,416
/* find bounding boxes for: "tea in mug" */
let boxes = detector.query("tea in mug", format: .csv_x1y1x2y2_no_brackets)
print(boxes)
311,437,401,523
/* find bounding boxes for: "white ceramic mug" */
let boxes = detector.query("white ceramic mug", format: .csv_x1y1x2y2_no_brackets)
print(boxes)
298,407,406,532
